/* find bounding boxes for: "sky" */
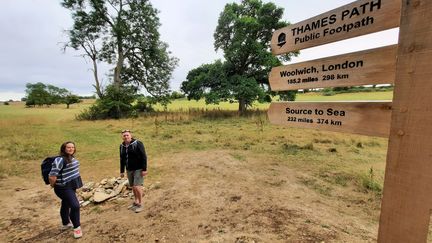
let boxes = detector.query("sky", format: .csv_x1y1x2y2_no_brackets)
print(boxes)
0,0,398,101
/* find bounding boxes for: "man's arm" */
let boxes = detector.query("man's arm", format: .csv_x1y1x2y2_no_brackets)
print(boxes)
137,141,147,173
120,145,125,177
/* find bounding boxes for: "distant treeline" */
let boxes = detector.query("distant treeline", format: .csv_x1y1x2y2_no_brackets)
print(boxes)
24,82,81,109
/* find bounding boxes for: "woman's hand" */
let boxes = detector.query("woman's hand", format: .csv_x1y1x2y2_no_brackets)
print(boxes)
49,176,57,188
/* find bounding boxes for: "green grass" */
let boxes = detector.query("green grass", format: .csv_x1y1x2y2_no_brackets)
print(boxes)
0,93,390,193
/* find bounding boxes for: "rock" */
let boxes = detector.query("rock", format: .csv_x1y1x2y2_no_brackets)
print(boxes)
81,192,93,201
82,182,95,191
93,188,112,203
105,178,116,189
70,177,132,204
108,177,116,185
113,179,128,195
81,201,91,207
92,179,128,203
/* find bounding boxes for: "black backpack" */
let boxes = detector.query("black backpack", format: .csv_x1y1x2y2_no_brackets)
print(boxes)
41,156,65,185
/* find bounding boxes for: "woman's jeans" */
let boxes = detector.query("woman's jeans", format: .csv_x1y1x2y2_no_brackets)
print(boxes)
54,187,80,228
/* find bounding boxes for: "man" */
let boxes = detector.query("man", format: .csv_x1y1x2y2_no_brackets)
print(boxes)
120,130,148,213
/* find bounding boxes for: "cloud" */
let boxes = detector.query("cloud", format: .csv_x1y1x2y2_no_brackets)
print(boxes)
0,0,398,101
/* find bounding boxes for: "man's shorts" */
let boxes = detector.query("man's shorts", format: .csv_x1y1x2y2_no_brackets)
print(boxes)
127,169,144,186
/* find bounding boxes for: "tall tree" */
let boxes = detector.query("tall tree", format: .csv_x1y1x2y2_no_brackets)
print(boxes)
62,0,178,98
182,0,297,113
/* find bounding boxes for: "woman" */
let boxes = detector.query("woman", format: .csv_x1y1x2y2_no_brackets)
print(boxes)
49,141,83,239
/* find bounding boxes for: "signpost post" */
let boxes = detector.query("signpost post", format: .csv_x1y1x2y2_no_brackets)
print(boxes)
269,0,432,241
378,0,432,242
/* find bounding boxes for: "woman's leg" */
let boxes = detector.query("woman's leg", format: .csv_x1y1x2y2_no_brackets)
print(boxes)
54,188,71,225
65,189,80,228
55,188,80,228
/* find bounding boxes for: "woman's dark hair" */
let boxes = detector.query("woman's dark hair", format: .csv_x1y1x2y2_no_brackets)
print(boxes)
60,141,76,164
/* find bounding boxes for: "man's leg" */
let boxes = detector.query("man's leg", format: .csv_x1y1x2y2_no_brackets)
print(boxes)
133,170,144,213
133,185,143,205
127,170,138,205
132,187,139,204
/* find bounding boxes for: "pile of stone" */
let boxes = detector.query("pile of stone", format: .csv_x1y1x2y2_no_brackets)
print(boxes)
77,177,132,207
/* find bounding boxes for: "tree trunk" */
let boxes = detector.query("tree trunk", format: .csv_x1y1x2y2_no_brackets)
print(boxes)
238,98,247,115
92,57,103,99
113,42,124,87
67,103,70,109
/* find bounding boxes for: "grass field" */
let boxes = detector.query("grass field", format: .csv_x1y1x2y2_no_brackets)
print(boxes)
0,91,392,188
0,91,397,241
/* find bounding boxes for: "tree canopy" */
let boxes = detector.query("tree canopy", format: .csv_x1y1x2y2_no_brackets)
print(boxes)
25,82,81,108
62,0,178,99
181,0,298,113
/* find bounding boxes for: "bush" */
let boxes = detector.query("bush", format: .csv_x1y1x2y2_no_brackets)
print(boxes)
170,91,185,99
359,167,382,194
322,88,336,96
25,99,36,107
3,102,9,105
360,174,382,193
134,98,155,112
77,85,137,120
278,90,297,101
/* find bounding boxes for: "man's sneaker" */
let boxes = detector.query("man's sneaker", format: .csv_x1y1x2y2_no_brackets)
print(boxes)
134,205,143,213
73,226,82,239
127,203,138,210
61,222,73,230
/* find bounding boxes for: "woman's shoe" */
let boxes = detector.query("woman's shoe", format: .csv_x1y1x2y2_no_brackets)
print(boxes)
61,222,73,230
73,226,82,239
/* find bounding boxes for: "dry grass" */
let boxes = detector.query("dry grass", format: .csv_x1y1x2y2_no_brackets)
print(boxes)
0,101,387,195
0,98,395,242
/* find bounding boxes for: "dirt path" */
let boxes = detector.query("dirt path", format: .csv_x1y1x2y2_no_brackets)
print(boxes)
0,150,379,242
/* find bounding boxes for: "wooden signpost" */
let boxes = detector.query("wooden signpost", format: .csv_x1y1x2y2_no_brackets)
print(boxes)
269,45,397,91
268,102,392,137
271,0,401,54
269,0,432,242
